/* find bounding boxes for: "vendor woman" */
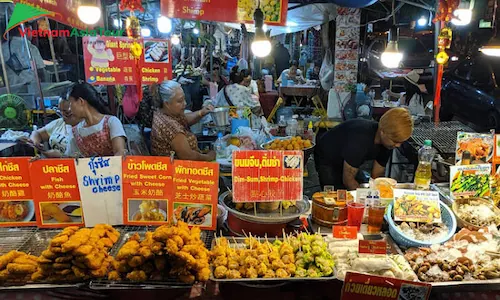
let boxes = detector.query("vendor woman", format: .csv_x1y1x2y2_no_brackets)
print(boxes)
65,83,127,157
151,80,216,161
314,108,413,190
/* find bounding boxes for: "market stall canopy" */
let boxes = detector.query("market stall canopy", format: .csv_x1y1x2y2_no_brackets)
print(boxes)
224,3,337,37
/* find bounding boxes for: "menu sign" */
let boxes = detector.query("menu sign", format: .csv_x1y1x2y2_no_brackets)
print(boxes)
232,150,303,202
75,156,123,226
393,189,441,223
341,272,431,300
30,159,84,228
83,36,137,85
450,164,491,199
455,132,493,165
333,226,358,239
0,157,36,226
122,156,173,226
358,240,387,255
172,160,219,230
142,39,172,84
160,0,288,26
15,0,103,30
122,157,218,230
334,8,360,92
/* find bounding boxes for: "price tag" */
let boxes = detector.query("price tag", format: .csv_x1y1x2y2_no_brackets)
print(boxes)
337,189,347,203
341,272,431,300
333,226,358,239
358,240,387,255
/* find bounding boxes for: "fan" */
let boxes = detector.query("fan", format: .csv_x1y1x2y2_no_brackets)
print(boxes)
0,94,28,130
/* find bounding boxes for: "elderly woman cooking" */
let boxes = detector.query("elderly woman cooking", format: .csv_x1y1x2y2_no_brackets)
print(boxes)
151,80,216,161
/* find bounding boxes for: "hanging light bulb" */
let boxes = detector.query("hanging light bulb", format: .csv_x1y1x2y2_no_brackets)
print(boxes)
251,6,271,57
171,34,180,45
451,9,472,25
417,16,427,26
381,26,403,68
77,0,101,25
192,27,200,35
157,16,172,33
262,24,268,31
141,27,151,37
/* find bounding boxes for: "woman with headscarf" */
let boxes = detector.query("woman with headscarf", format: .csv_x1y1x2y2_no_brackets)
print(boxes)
151,80,215,161
64,83,127,157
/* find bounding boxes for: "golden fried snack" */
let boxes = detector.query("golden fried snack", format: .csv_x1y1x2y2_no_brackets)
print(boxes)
72,244,93,256
127,256,145,268
0,251,23,269
37,256,52,264
0,269,10,281
53,263,71,270
84,252,105,270
12,256,38,267
41,203,71,223
71,266,87,278
116,240,140,260
126,270,147,281
50,246,63,253
54,255,73,263
41,250,57,260
7,263,37,275
50,235,69,247
71,260,86,269
108,270,121,281
61,228,91,253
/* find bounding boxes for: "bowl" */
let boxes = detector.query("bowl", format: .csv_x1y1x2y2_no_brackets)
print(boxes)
385,201,457,248
217,204,228,229
260,137,315,165
452,197,500,231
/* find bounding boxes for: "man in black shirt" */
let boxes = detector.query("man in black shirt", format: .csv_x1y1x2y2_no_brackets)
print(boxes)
314,108,414,190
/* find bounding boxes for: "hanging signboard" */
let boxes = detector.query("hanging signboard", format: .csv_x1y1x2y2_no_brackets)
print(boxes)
15,0,104,30
341,272,431,300
142,39,173,84
232,150,303,202
334,8,360,92
0,157,36,226
83,36,137,85
75,156,123,226
122,156,173,226
160,0,288,26
172,160,219,230
30,159,84,228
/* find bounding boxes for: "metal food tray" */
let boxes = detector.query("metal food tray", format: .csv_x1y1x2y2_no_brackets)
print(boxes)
90,226,214,289
209,237,335,282
19,229,62,256
0,227,38,255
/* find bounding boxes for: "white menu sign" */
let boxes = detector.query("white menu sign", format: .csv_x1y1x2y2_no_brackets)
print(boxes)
75,156,123,226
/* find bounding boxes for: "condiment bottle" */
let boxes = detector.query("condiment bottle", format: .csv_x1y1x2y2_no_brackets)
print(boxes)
278,115,287,137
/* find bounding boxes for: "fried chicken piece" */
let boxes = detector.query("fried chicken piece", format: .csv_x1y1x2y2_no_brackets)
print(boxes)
165,239,179,254
127,256,145,268
38,263,53,272
214,266,228,279
108,270,121,281
138,247,154,260
228,259,239,270
246,267,258,279
41,249,57,260
31,270,44,281
54,255,74,263
276,268,290,278
71,266,87,278
37,256,52,264
50,246,63,253
61,228,91,253
0,269,10,281
263,269,276,278
73,244,94,256
99,238,114,248
153,225,178,242
72,260,86,269
116,240,140,260
6,263,37,275
55,269,72,276
84,252,105,270
12,256,38,266
227,270,242,279
172,235,184,249
257,262,268,276
126,270,147,281
90,264,109,278
151,242,164,255
213,256,228,267
50,235,69,247
53,263,71,270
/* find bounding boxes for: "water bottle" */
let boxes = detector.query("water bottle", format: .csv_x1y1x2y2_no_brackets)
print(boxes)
414,140,436,190
214,132,225,159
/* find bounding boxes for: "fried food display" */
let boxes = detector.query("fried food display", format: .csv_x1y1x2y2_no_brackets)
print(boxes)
41,203,71,223
0,202,29,221
263,136,313,151
211,233,334,279
31,224,120,282
0,251,38,284
109,221,210,283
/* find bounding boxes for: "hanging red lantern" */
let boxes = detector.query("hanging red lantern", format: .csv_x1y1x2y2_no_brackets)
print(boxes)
120,0,144,12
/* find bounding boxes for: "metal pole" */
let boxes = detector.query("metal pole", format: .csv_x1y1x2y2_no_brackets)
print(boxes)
45,17,59,82
20,23,45,111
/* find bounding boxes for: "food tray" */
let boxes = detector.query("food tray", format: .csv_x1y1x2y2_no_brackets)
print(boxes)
452,197,500,230
18,229,61,256
209,237,335,282
0,227,38,255
90,227,214,289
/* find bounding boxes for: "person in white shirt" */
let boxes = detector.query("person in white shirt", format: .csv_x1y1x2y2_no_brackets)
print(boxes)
276,61,305,84
64,83,127,157
28,97,81,157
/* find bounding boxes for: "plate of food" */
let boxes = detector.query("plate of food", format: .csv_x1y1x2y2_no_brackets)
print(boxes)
0,201,35,222
452,197,500,230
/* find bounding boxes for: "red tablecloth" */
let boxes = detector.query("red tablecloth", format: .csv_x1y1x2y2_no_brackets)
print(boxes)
259,91,279,118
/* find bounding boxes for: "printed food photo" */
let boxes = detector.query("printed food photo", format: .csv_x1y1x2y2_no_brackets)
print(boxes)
173,203,212,226
40,202,83,224
128,200,168,222
0,201,35,222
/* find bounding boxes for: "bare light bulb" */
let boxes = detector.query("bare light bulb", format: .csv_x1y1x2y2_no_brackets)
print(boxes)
171,34,180,45
251,40,272,57
77,5,101,25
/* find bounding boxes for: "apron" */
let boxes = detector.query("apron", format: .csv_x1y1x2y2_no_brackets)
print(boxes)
72,115,114,157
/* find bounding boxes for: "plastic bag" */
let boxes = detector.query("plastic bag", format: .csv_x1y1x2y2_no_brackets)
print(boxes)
319,49,334,90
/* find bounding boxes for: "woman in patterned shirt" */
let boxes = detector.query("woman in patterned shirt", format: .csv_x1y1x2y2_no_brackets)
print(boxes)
151,81,215,161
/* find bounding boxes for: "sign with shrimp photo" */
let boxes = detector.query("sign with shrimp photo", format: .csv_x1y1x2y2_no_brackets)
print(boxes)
161,0,288,26
0,157,36,227
30,159,84,228
232,150,303,202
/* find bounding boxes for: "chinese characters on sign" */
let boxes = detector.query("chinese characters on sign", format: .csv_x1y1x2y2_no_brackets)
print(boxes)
0,157,35,226
232,150,303,202
334,8,360,92
30,159,84,228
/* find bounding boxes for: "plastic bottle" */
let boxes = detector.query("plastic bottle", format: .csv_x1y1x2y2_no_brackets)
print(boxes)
278,115,287,137
214,132,225,159
304,121,315,141
414,140,436,190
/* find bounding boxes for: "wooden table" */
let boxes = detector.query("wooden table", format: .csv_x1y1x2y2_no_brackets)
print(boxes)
279,85,319,106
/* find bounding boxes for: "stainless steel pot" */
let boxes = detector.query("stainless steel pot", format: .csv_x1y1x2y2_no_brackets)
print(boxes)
210,107,230,127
